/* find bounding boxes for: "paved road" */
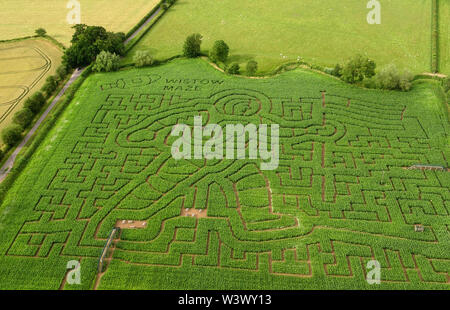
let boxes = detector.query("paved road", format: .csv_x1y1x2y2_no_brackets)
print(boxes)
0,6,163,183
124,7,161,45
0,68,84,183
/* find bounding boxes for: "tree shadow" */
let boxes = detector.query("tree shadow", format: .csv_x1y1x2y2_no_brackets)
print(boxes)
227,54,256,64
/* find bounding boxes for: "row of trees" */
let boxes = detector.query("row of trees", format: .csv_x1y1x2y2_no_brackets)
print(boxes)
1,24,126,161
330,55,414,91
0,28,71,152
1,63,69,148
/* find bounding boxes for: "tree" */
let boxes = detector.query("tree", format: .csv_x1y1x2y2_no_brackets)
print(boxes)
24,92,46,113
63,25,125,68
42,76,58,96
35,28,47,36
56,65,68,81
227,63,240,75
134,51,154,67
92,51,121,72
13,108,34,128
341,54,376,83
246,60,258,75
2,124,23,147
183,33,202,58
209,40,229,63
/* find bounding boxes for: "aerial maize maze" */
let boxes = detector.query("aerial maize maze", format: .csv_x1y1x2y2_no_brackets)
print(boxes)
1,60,448,289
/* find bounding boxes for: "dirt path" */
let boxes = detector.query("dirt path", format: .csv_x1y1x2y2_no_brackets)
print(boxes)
124,7,162,45
0,68,84,183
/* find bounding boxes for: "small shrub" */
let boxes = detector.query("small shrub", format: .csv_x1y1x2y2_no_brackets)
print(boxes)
56,65,68,81
42,76,58,96
246,60,258,75
183,33,202,58
324,67,334,75
35,28,47,37
399,70,414,91
13,108,34,128
92,51,121,72
2,124,23,147
331,64,343,77
227,63,240,75
134,51,154,68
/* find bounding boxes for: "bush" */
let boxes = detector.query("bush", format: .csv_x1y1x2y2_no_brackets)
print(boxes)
56,65,68,81
398,70,414,91
183,33,202,58
2,124,23,147
24,92,46,113
375,64,413,91
246,60,258,75
42,75,58,96
341,55,376,83
209,40,229,63
227,63,240,75
331,64,343,77
134,51,154,68
92,51,121,72
13,108,34,128
35,28,47,36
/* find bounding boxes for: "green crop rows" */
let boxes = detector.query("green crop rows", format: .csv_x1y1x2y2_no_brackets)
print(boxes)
0,59,448,289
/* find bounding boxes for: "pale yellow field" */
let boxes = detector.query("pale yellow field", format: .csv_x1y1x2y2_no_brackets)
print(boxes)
0,38,63,143
0,0,161,46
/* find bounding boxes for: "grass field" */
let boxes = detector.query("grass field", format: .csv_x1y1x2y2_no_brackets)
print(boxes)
0,0,161,46
124,0,433,74
0,59,448,289
0,38,63,143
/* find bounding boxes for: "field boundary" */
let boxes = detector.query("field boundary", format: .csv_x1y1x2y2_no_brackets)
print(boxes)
0,66,90,199
124,6,170,53
0,46,52,124
431,0,439,73
124,1,165,39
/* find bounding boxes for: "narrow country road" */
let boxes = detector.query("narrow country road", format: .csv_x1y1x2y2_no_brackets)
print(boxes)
124,7,161,45
0,68,84,183
0,6,162,184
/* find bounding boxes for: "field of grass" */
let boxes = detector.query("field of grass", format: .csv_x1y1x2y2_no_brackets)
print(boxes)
438,0,450,74
0,37,63,144
0,58,448,289
124,0,433,74
0,0,161,46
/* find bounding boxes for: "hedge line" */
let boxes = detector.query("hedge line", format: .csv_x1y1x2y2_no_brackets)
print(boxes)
431,0,439,73
124,0,165,39
0,65,92,201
